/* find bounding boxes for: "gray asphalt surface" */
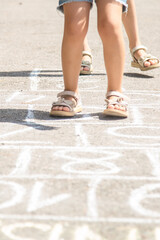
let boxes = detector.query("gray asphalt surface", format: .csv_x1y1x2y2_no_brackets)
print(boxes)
0,0,160,239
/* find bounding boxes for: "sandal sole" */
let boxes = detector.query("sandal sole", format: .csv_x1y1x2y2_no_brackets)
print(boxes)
50,107,82,117
131,61,160,71
80,71,92,75
103,109,128,118
80,67,93,75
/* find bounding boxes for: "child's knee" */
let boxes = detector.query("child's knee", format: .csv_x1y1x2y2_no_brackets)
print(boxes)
64,19,88,40
98,18,121,39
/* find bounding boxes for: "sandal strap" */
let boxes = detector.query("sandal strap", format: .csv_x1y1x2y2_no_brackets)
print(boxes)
82,51,92,61
57,90,79,102
52,90,81,111
81,60,92,68
105,91,129,109
106,91,128,100
138,54,160,67
130,45,160,67
130,45,147,56
52,99,74,111
105,99,128,109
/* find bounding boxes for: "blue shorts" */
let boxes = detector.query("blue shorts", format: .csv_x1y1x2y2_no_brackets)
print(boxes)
57,0,128,13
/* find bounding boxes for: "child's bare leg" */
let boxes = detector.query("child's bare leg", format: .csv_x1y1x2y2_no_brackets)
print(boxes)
83,36,91,53
80,36,92,72
122,0,158,67
97,0,125,111
52,2,90,112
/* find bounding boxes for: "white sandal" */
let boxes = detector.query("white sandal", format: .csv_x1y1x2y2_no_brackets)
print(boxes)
50,90,82,117
80,51,93,75
103,91,129,118
131,45,160,71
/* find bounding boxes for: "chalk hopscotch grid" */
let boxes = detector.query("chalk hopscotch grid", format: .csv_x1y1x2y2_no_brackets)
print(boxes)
0,69,160,230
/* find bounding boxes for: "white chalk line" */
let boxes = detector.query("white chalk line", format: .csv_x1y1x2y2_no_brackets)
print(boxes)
27,181,71,212
75,123,90,147
25,95,45,103
0,128,32,139
155,228,160,240
61,149,120,175
30,69,41,91
0,181,26,210
0,145,160,150
2,145,156,149
126,228,141,240
1,174,160,181
129,183,160,218
49,224,63,240
22,120,160,126
0,141,52,144
2,222,51,240
1,225,160,240
107,125,160,139
62,160,120,175
6,91,21,102
1,120,159,126
87,178,102,218
9,147,31,176
25,104,35,123
0,105,37,139
119,139,160,147
132,107,143,125
75,225,103,240
0,215,160,223
54,148,120,162
146,150,160,177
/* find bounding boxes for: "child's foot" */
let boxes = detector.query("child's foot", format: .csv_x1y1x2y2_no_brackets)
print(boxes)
50,91,82,117
103,91,128,118
52,96,75,112
131,45,160,71
107,96,126,111
134,49,158,67
80,51,93,75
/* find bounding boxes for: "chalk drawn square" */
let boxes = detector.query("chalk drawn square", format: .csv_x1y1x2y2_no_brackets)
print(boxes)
97,180,160,219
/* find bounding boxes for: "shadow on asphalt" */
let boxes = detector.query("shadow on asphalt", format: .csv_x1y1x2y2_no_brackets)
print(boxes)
50,112,127,121
124,72,154,78
0,70,154,78
0,109,59,131
98,113,127,121
0,70,63,78
0,109,127,133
